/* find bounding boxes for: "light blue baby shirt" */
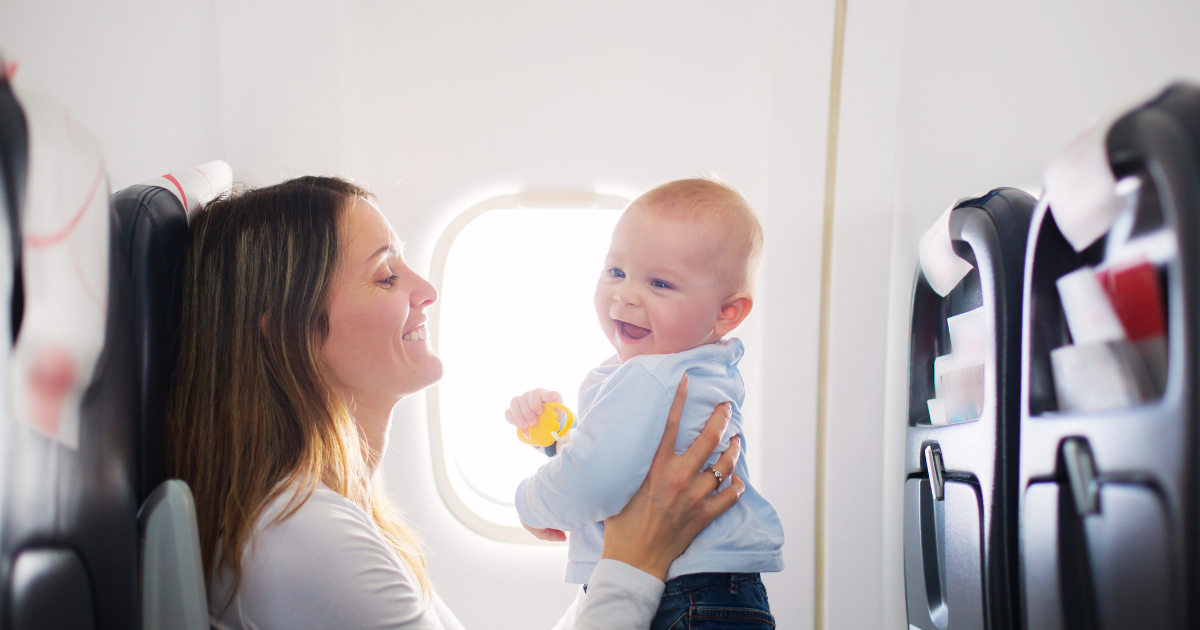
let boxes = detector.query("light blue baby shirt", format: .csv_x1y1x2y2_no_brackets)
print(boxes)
515,338,785,584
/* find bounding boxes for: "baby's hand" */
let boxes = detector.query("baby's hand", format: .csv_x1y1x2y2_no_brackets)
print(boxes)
506,388,563,430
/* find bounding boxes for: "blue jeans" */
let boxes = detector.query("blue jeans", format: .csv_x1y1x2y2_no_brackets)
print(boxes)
649,573,775,629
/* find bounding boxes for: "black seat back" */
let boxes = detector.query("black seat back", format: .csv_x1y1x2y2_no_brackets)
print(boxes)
904,188,1035,630
113,185,191,502
0,69,139,630
112,161,230,503
1019,83,1200,630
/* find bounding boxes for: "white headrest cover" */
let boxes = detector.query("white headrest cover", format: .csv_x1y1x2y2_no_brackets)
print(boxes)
141,160,232,217
8,72,109,450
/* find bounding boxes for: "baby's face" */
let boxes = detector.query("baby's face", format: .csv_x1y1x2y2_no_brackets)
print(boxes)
595,208,735,362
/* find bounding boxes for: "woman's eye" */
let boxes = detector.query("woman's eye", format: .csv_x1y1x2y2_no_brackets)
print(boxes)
608,268,626,279
380,275,398,287
650,279,672,289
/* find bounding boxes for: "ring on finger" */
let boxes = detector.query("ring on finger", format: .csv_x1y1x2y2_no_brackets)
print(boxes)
705,468,723,485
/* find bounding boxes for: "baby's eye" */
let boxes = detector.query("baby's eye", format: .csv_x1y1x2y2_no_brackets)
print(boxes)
608,267,626,279
650,279,673,289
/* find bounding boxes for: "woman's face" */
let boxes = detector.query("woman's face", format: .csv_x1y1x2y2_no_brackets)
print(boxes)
322,198,442,412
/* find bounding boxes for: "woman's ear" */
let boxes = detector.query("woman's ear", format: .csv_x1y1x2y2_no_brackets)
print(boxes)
714,293,753,337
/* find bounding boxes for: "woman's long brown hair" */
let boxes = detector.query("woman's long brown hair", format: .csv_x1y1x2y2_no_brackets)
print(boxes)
166,176,430,601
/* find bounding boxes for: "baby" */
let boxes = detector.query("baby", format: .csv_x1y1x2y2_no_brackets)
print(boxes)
507,178,784,627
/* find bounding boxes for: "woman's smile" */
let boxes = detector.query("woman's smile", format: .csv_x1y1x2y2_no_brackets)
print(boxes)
401,324,428,342
325,198,442,404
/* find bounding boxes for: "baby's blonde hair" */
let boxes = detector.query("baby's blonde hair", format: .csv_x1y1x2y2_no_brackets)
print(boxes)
630,177,764,293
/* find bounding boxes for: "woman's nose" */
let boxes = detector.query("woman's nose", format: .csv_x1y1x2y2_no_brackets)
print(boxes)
409,270,438,308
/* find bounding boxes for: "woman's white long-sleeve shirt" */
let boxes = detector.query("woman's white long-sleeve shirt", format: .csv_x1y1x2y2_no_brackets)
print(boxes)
208,482,664,630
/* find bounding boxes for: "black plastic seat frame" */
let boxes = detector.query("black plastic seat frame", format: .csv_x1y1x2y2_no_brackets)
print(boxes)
905,187,1035,630
1018,83,1200,630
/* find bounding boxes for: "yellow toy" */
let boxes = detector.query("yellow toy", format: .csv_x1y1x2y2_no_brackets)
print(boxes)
517,402,574,448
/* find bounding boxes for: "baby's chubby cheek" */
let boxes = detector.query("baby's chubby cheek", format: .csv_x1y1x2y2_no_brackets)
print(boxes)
594,287,618,329
646,308,712,354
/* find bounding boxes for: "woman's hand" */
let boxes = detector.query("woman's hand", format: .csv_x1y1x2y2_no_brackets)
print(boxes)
505,388,564,434
600,374,744,581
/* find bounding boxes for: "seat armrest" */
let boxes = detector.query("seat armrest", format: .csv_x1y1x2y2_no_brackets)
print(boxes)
138,480,209,630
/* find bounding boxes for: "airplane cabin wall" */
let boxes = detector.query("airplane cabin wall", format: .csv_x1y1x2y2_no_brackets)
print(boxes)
0,1,224,189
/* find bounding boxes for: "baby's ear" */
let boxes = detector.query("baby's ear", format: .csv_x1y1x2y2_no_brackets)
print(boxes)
714,293,754,337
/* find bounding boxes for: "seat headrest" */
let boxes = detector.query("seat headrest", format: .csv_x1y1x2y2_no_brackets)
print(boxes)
7,71,108,450
140,160,232,217
111,158,230,502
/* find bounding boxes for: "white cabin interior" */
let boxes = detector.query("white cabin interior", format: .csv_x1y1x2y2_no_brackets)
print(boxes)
2,1,1198,628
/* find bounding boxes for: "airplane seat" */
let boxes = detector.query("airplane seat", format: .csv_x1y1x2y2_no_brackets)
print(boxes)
0,63,23,332
111,160,231,503
111,160,231,630
0,68,140,629
904,188,1035,630
1018,82,1200,630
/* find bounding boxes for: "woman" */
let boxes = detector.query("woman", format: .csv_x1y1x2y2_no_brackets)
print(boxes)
167,176,745,629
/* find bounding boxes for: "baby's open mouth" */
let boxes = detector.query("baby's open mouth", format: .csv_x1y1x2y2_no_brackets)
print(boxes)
616,320,651,341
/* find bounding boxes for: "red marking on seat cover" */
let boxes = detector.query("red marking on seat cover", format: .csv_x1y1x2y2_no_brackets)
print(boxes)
163,173,188,210
25,160,105,248
187,166,213,188
28,345,75,436
70,245,104,310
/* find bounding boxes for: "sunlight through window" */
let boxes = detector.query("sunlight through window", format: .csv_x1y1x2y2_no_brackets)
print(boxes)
429,196,626,536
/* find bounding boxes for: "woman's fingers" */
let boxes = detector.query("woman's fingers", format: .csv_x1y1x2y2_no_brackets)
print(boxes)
703,475,745,524
707,435,741,490
654,373,689,461
598,383,746,581
682,401,731,472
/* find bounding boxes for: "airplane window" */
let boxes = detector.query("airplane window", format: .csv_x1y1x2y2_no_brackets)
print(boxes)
428,193,627,541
